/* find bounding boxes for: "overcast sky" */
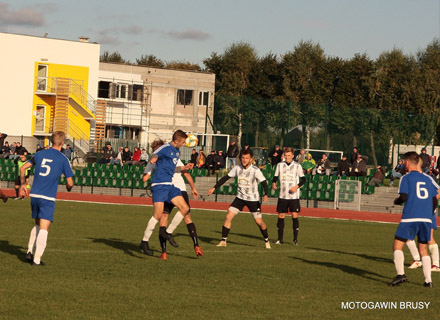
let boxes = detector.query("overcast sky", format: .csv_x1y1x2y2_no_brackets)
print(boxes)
1,0,439,65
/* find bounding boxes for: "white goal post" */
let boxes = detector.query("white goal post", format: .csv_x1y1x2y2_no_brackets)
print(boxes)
334,180,361,211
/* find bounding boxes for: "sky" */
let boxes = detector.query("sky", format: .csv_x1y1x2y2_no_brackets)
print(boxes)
1,0,440,66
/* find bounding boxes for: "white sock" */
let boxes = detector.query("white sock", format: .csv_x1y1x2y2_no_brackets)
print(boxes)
27,225,40,254
393,250,405,275
422,255,432,283
166,211,185,234
406,240,420,261
429,244,439,266
143,217,158,242
34,229,48,264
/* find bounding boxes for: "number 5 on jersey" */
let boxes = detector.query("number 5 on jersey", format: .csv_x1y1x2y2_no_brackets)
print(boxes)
40,158,53,177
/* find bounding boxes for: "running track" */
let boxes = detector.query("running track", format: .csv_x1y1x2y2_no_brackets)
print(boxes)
4,188,440,225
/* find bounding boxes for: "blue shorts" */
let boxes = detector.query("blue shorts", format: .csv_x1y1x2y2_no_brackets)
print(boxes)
31,197,56,222
395,221,432,243
432,215,437,230
152,184,182,203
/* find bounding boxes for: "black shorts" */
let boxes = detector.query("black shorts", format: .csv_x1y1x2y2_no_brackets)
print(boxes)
15,175,29,186
230,197,261,213
163,191,190,214
276,198,300,214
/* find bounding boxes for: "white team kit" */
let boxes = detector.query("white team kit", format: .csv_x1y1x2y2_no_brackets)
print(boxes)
228,164,266,202
274,161,304,200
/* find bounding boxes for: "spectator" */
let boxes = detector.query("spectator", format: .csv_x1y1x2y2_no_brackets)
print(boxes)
0,132,7,148
35,144,43,153
350,147,359,166
206,150,219,175
316,154,331,175
420,147,431,174
301,153,315,175
132,147,141,162
367,166,386,187
226,140,239,169
10,142,27,160
138,149,149,165
350,154,368,177
121,147,132,165
337,154,350,177
99,143,115,164
10,142,16,155
0,141,10,158
63,144,72,160
428,166,439,181
217,150,226,170
295,148,306,164
14,153,30,199
436,150,440,172
190,149,198,165
110,147,123,165
269,145,282,167
390,159,406,186
197,150,206,169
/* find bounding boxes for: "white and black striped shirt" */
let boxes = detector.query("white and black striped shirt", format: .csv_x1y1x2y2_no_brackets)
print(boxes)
274,161,304,200
228,164,266,201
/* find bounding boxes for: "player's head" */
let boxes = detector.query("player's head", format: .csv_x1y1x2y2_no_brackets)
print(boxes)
51,131,65,147
171,130,188,148
151,139,165,152
283,147,294,162
240,149,253,167
403,151,420,171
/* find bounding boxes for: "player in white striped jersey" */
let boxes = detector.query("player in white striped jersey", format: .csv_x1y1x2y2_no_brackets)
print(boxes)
208,149,271,248
272,147,306,245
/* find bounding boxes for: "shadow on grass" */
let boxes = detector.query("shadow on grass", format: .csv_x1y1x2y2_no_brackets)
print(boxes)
305,247,390,264
290,256,389,284
0,240,27,263
90,238,143,259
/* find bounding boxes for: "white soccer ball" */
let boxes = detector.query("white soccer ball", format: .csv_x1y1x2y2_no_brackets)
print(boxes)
185,134,198,148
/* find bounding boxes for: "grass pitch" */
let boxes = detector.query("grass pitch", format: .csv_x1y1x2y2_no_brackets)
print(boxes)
0,200,439,319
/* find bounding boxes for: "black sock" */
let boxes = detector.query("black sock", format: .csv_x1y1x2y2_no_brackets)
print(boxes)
293,218,299,241
15,188,19,198
222,226,230,241
277,218,285,242
159,226,167,253
260,227,269,242
186,223,199,247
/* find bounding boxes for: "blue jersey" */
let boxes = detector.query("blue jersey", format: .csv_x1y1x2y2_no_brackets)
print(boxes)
151,143,180,185
398,171,439,220
29,148,74,201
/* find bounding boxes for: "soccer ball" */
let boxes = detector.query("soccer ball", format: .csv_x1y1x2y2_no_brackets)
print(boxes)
185,134,198,148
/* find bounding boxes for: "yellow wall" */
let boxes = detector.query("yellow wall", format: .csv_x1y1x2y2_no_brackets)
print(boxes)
32,62,92,138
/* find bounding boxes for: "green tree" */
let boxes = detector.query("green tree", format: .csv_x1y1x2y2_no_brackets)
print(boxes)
100,51,128,63
136,54,165,68
165,61,202,71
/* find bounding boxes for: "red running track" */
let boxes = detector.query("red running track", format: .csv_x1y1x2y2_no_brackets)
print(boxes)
2,188,439,225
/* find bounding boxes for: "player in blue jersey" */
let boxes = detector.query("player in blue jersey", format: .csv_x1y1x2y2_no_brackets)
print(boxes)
146,130,200,260
19,132,74,266
390,151,440,287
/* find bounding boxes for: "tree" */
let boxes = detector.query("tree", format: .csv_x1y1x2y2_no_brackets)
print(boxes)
165,61,202,71
136,54,165,68
100,51,128,63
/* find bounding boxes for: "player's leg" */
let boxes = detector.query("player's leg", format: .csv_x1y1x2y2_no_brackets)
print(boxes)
26,218,40,262
14,176,20,199
389,237,408,286
250,201,270,249
139,202,165,256
218,198,244,247
419,242,432,287
33,218,51,265
428,221,439,271
406,240,422,269
275,198,286,244
290,200,301,245
29,198,54,266
0,188,8,203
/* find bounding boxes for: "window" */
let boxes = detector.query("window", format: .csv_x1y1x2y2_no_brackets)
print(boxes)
116,84,127,99
37,64,48,91
98,81,110,98
199,91,209,106
35,105,46,131
177,89,193,106
131,84,143,101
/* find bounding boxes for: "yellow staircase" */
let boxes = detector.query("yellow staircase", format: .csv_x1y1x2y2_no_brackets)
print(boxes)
95,100,107,147
53,78,70,133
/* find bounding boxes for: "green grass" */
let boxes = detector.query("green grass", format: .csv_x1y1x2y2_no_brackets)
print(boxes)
0,200,439,319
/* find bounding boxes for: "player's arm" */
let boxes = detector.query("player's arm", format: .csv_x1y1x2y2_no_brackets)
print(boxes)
175,162,194,173
66,177,74,192
208,175,231,195
394,193,408,205
19,161,33,197
150,153,158,164
183,171,199,199
260,180,269,203
143,162,155,182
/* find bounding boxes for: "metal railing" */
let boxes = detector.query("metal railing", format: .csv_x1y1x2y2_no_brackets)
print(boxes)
35,77,96,115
